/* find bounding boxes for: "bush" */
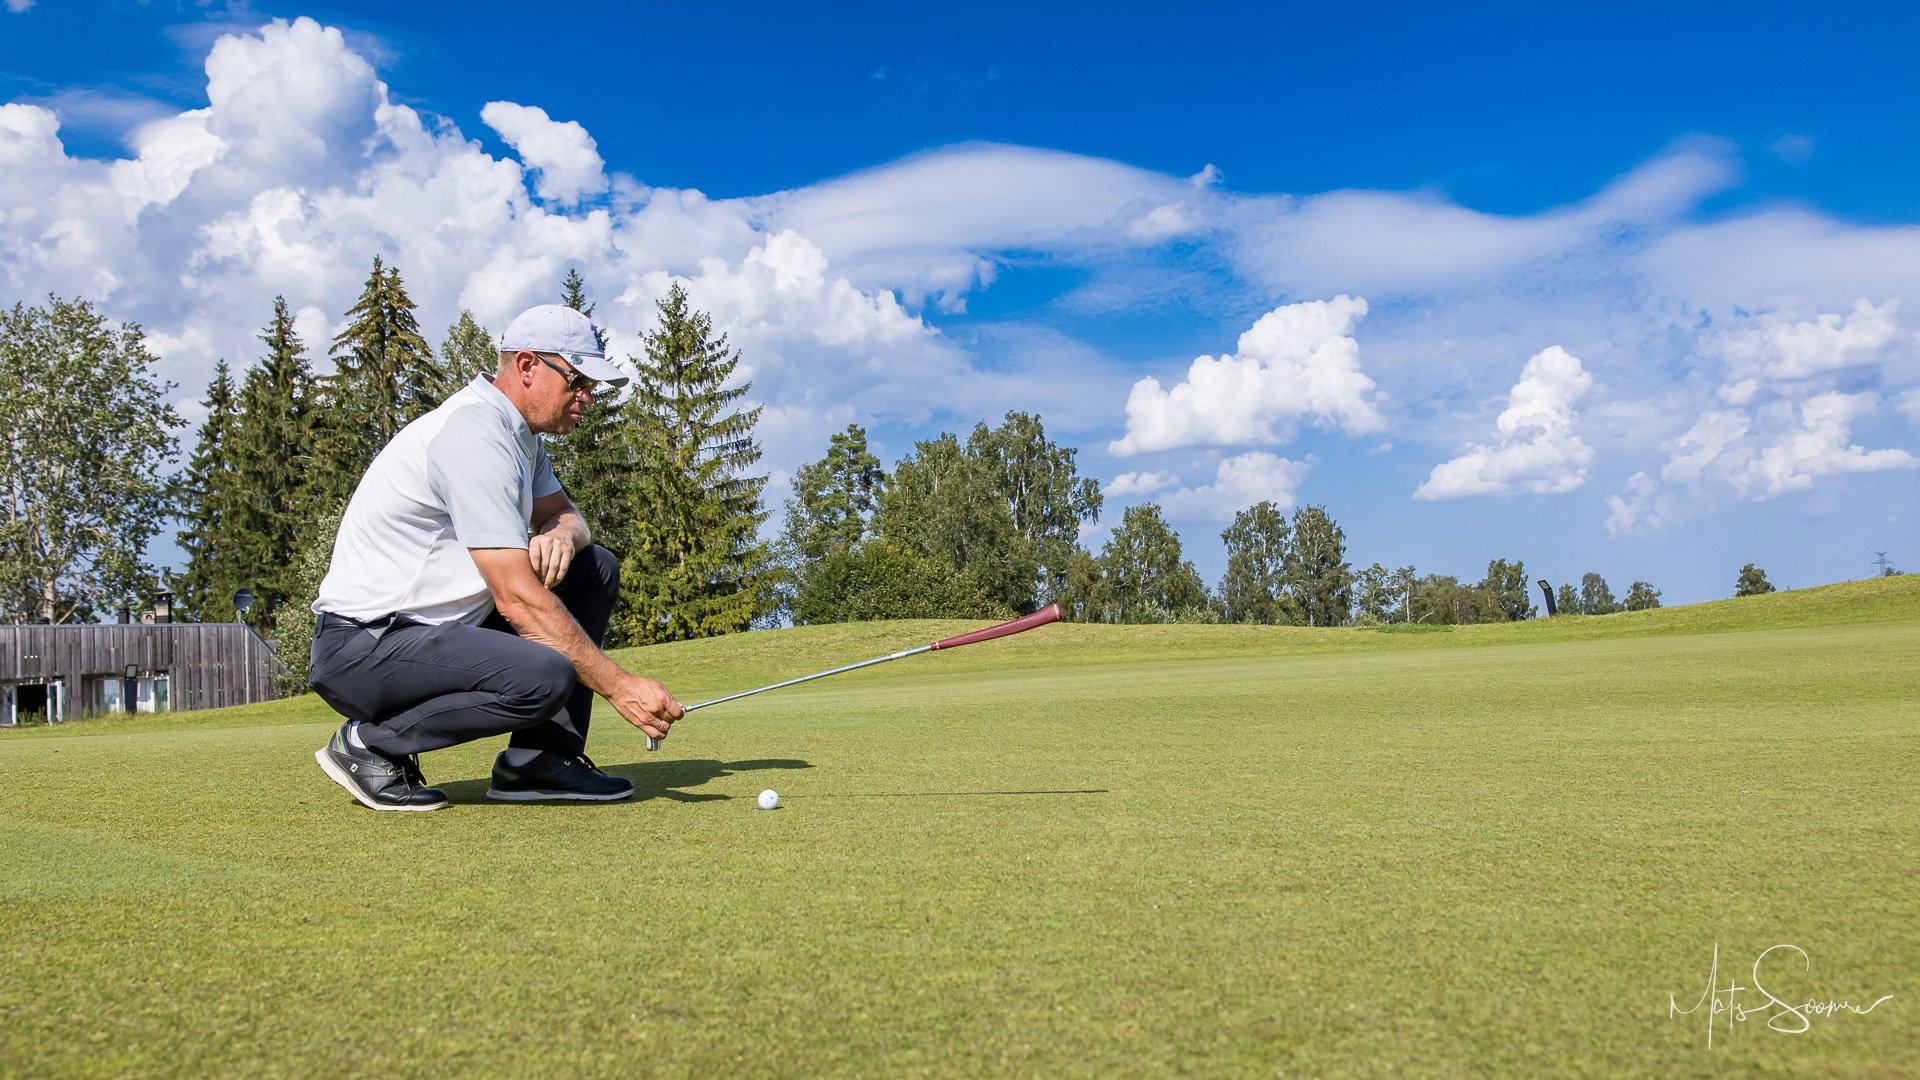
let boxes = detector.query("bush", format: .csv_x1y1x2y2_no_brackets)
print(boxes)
270,502,344,697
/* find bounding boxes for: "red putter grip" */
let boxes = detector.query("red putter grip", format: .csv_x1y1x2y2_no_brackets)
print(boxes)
929,603,1063,651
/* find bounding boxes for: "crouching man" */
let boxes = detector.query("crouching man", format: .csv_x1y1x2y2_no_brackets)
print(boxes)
309,303,681,811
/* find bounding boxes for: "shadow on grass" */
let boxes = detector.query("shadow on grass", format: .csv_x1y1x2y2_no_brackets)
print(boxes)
799,789,1109,799
438,757,814,806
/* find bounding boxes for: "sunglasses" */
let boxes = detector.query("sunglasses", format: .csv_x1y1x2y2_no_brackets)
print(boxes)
535,354,598,394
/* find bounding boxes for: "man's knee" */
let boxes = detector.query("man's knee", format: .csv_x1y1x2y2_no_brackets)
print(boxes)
512,648,576,724
555,544,619,643
572,543,618,594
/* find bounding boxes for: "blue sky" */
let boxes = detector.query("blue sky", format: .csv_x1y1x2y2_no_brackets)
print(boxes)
5,1,1918,605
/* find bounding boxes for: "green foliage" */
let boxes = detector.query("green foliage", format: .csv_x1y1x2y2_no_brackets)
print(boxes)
1285,505,1352,627
1579,571,1621,614
1624,580,1662,611
1407,573,1506,625
1479,558,1534,621
822,540,1012,622
615,284,772,643
966,412,1101,606
1096,503,1209,623
0,296,180,623
436,309,496,393
780,424,886,624
308,257,440,511
1554,582,1579,616
1736,562,1775,597
560,267,593,315
1217,501,1296,625
876,433,1031,613
269,500,345,697
1055,546,1110,624
543,274,634,562
871,413,1099,617
224,298,317,631
1350,562,1392,624
171,359,244,623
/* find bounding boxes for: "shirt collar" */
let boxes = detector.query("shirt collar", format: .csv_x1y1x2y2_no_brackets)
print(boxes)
474,374,539,449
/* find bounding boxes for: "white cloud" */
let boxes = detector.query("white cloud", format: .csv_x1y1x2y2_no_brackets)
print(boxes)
1110,295,1383,456
480,101,607,204
1703,298,1905,383
1607,392,1916,534
5,0,33,13
1732,392,1916,498
1105,471,1176,497
7,14,1920,562
1125,202,1202,243
1897,388,1920,423
1230,150,1739,301
752,144,1190,307
1604,471,1689,536
1154,452,1313,520
1659,409,1749,485
1415,345,1594,499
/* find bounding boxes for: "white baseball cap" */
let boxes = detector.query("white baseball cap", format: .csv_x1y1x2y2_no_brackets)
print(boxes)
500,304,630,388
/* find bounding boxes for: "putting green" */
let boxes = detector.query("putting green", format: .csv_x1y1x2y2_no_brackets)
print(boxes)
2,577,1915,1076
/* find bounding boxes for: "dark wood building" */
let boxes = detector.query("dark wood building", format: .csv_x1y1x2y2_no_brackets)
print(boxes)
0,622,283,725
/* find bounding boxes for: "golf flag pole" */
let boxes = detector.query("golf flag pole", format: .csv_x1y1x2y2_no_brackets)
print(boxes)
644,604,1063,750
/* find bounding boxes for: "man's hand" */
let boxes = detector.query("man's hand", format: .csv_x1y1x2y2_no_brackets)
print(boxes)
528,532,575,588
608,672,683,741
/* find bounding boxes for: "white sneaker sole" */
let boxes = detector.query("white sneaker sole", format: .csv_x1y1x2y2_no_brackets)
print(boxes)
315,747,448,812
484,785,633,803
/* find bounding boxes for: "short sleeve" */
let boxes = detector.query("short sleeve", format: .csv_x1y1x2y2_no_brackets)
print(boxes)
428,407,532,550
531,439,562,500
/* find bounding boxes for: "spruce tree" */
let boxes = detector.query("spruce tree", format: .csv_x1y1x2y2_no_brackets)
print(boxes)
544,270,633,561
437,309,496,396
227,298,315,628
614,283,772,643
779,424,886,624
309,256,439,509
173,359,244,622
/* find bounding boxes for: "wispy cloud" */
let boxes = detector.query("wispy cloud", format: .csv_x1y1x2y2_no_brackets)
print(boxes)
2,14,1917,552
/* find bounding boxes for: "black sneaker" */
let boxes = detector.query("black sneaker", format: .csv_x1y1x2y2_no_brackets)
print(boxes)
314,722,448,812
486,750,634,802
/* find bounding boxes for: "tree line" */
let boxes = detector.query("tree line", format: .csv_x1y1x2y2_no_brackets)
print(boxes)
9,263,1767,667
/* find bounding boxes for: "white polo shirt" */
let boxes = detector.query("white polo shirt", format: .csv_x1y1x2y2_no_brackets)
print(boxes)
313,375,562,625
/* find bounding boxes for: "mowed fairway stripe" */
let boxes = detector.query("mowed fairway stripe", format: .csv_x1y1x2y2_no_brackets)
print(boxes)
1,610,1914,1077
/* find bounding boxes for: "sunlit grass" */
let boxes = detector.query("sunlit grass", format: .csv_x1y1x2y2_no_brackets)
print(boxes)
2,576,1914,1076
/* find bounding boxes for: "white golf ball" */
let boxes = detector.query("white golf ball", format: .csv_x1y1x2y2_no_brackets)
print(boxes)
757,789,780,811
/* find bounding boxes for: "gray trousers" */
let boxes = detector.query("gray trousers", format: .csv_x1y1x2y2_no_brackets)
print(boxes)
308,545,619,759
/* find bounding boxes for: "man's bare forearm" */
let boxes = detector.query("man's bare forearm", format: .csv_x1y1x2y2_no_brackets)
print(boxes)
535,507,590,552
495,585,626,695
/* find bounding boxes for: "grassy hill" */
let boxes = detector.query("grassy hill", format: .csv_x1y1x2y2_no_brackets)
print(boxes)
2,575,1915,1076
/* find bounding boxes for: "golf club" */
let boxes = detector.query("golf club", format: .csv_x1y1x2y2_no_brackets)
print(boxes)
644,603,1064,750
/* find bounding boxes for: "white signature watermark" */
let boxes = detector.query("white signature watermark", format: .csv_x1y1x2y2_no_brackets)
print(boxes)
1669,944,1894,1048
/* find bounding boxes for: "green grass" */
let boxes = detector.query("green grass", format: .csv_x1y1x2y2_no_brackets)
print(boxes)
3,577,1916,1077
